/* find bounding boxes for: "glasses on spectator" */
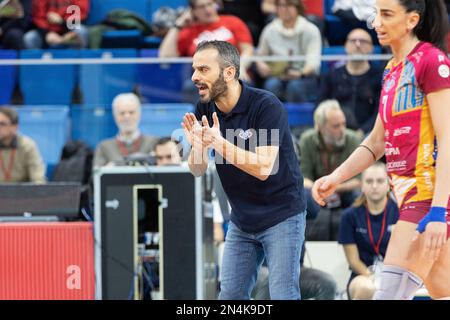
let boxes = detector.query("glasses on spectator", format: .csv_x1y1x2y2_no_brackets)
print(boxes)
347,38,372,46
0,121,12,127
193,1,215,10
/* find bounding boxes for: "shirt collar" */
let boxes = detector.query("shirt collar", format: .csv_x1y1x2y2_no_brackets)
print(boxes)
214,80,249,117
116,130,141,144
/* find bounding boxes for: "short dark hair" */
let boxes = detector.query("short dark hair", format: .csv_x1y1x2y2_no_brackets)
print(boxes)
154,137,182,157
154,137,177,148
195,40,241,79
0,107,19,125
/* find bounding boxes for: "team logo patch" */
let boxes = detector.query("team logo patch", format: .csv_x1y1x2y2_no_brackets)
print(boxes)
238,129,253,140
438,64,450,78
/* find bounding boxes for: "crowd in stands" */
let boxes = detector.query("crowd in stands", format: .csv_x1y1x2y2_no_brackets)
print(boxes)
2,0,450,300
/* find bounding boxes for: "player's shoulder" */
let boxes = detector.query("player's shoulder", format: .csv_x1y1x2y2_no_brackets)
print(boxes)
410,42,449,67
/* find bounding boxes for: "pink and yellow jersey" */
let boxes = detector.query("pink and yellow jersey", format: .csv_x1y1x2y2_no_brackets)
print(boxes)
379,42,450,208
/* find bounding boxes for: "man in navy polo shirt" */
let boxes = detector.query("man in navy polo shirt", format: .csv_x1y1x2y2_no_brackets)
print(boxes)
181,40,307,300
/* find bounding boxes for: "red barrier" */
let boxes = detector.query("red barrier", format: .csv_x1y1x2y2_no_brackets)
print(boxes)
0,222,95,300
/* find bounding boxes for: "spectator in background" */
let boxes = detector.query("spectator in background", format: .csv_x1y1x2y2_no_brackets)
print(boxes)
261,0,325,36
23,0,89,49
0,107,45,183
319,28,383,137
299,100,361,219
158,0,254,103
256,0,321,102
217,0,267,46
93,93,157,168
0,0,31,50
338,162,399,299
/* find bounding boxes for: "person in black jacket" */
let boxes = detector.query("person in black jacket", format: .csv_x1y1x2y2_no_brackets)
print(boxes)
319,28,383,138
0,0,31,49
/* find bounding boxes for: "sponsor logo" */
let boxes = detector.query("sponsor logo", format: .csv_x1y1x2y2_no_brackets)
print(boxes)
393,126,412,137
387,160,407,170
238,129,254,140
386,147,401,156
439,64,450,78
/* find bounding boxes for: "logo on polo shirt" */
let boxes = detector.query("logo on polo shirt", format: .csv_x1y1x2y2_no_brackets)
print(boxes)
238,129,254,140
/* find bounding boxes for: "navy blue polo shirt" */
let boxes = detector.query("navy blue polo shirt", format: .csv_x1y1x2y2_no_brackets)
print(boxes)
338,199,399,279
194,82,306,233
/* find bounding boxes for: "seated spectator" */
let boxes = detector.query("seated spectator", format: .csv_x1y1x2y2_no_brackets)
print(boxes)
261,0,324,36
93,93,157,168
153,137,183,166
338,162,399,300
158,0,254,102
23,0,89,49
0,107,45,183
319,28,383,137
256,0,321,102
0,0,31,50
217,0,267,46
298,100,361,219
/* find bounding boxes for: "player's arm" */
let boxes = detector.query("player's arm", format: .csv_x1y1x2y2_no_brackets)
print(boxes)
428,89,450,209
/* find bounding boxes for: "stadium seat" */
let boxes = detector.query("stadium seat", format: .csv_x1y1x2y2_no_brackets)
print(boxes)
284,102,315,127
16,107,70,175
79,49,138,106
137,49,192,103
19,50,79,105
140,103,193,137
71,105,116,149
0,50,17,105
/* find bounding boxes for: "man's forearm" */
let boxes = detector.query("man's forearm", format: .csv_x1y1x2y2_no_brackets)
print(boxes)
213,137,275,181
188,147,209,177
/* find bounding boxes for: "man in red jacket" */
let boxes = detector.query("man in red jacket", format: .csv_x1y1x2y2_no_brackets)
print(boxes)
23,0,89,48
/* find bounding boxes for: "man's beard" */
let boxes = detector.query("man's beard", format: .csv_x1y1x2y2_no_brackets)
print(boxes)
198,72,228,103
323,134,346,148
118,123,138,134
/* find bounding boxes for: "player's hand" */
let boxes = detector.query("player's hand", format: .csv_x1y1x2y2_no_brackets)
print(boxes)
413,207,448,261
413,223,447,262
312,174,339,206
47,12,64,25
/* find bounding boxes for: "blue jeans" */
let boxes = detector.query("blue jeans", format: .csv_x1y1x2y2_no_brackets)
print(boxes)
219,211,306,300
24,25,89,49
